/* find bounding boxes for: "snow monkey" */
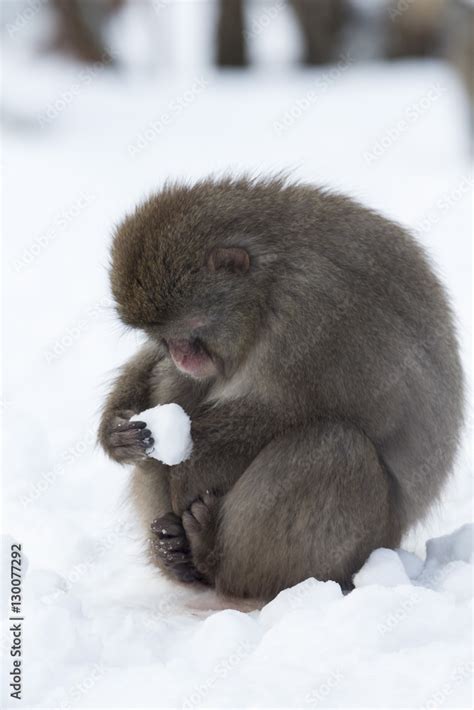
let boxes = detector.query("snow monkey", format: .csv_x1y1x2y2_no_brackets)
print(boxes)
99,177,464,600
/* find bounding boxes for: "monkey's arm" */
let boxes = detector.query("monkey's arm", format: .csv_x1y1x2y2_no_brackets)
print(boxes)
99,343,162,464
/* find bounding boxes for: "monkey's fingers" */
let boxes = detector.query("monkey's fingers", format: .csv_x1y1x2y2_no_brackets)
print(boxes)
109,428,153,448
110,420,147,433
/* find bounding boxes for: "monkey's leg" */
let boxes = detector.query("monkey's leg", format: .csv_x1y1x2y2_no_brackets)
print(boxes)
130,463,205,584
290,0,347,65
183,421,402,599
216,0,248,67
50,0,116,65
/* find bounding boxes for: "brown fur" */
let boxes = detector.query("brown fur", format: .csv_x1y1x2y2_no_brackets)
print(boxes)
385,0,445,59
99,176,464,600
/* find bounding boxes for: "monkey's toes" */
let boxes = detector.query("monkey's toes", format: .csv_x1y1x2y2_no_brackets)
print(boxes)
150,513,204,584
181,494,220,582
151,512,186,539
182,493,218,537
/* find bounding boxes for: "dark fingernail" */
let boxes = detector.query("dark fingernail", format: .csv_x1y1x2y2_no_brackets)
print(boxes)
111,420,146,433
128,420,147,429
138,428,152,440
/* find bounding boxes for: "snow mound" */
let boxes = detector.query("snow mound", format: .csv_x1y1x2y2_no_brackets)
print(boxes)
3,525,470,708
131,404,193,466
353,548,411,588
425,522,473,566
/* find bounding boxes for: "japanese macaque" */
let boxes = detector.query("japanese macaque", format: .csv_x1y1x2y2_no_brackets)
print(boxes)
99,177,464,600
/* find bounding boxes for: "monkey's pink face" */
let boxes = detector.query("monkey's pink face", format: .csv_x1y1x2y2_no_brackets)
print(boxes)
165,337,218,379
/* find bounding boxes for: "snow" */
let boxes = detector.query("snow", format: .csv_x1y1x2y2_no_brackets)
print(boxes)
353,548,411,588
1,3,473,708
131,404,193,465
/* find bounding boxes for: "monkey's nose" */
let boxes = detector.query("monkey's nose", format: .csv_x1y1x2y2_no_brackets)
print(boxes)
163,316,209,345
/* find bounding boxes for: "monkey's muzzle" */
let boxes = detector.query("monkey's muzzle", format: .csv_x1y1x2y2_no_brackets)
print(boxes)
166,338,216,379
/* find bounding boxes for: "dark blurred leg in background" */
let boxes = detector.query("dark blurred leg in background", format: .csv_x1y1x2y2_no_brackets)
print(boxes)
290,0,348,64
448,0,474,144
384,0,473,146
216,0,349,67
49,0,123,64
384,0,444,59
216,0,248,66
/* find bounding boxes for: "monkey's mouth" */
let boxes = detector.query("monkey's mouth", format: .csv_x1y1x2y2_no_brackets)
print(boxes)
166,338,217,379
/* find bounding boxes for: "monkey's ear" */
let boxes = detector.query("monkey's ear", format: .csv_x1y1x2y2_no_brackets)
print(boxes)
207,247,250,275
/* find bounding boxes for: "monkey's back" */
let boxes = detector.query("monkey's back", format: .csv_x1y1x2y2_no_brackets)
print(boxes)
255,185,464,529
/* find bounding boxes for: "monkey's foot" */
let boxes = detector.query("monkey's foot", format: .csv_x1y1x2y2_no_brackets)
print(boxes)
182,493,220,581
150,513,204,584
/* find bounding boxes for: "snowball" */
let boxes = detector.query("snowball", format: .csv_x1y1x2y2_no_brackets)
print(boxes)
353,548,411,588
131,404,193,466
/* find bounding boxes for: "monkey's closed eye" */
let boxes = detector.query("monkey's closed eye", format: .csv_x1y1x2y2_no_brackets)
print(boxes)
207,247,250,275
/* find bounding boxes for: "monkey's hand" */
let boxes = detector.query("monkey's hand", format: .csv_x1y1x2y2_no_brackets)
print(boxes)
99,410,154,464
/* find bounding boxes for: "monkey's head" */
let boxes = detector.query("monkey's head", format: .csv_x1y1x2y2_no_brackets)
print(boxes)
111,179,277,380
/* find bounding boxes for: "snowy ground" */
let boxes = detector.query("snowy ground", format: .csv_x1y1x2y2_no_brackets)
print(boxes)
1,4,473,708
